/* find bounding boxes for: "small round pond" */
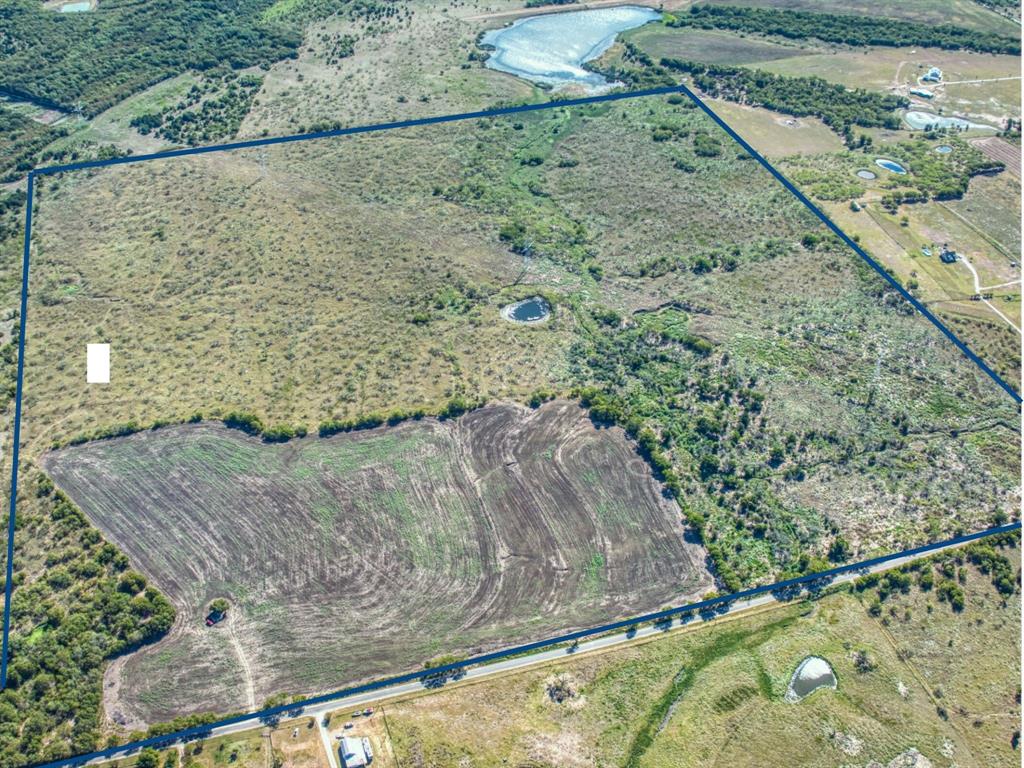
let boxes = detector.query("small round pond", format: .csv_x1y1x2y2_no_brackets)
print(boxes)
786,656,837,702
855,169,876,180
501,296,551,324
935,145,953,154
875,158,907,175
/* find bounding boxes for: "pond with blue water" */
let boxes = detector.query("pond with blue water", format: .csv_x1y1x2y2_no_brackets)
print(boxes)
501,296,551,324
875,158,907,175
480,6,661,91
60,1,91,11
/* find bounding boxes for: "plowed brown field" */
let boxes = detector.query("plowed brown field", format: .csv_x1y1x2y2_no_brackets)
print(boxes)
41,400,712,728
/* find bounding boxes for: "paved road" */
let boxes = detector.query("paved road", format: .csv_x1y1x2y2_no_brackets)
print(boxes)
84,533,987,765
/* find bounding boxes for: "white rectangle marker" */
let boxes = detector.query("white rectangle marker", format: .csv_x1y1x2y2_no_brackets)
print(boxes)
87,343,110,384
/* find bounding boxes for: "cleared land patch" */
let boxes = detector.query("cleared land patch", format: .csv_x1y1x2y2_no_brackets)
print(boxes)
621,25,814,67
40,400,713,727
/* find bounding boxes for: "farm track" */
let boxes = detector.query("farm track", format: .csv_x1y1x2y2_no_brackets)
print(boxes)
226,612,258,713
42,400,713,727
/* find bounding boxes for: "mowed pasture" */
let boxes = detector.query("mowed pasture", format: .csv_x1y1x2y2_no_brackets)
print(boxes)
40,400,713,726
620,25,814,67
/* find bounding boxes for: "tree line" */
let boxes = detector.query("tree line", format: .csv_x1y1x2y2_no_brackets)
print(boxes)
667,5,1021,55
0,473,175,765
660,58,907,141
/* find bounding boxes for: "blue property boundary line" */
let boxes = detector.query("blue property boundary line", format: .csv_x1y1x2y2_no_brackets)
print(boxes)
674,83,1022,405
27,521,1023,768
3,83,1021,762
1,173,32,691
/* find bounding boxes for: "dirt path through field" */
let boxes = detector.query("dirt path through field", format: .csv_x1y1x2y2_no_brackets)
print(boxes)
956,253,1021,334
226,612,258,712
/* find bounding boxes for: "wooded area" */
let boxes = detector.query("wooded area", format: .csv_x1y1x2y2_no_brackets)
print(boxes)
667,5,1021,55
0,0,300,115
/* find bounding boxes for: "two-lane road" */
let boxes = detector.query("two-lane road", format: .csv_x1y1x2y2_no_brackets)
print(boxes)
79,530,1000,767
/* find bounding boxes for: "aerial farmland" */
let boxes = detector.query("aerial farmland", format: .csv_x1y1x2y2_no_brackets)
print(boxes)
0,0,1019,765
40,400,712,725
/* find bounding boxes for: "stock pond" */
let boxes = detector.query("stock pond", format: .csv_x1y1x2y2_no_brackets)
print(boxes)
502,296,551,323
786,656,837,701
875,158,907,175
480,6,660,91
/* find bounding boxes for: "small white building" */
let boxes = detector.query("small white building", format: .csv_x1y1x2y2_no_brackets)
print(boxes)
922,66,943,83
339,736,373,768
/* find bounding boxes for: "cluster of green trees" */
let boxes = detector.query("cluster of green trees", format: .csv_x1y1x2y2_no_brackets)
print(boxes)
321,32,357,65
660,59,907,141
317,396,480,438
877,138,1004,211
265,0,406,25
0,106,67,183
222,411,308,442
131,73,264,146
0,322,17,415
634,239,788,280
0,473,175,765
0,0,300,116
0,191,25,244
666,5,1021,55
570,303,830,592
855,533,1018,616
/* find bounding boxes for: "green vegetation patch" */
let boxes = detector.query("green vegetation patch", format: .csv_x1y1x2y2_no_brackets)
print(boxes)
0,473,175,765
0,0,300,116
666,5,1021,55
131,73,264,147
0,104,68,182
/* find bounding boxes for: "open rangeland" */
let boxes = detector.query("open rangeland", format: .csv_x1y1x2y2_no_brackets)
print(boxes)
8,76,1019,763
23,93,1019,600
40,400,713,727
377,540,1021,767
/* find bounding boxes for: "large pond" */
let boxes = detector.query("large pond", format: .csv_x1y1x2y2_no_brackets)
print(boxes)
786,656,837,702
501,296,551,323
875,158,907,175
480,6,660,91
904,110,996,132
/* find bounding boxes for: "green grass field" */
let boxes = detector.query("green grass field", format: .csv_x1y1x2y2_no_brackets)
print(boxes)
382,541,1021,767
622,25,816,66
